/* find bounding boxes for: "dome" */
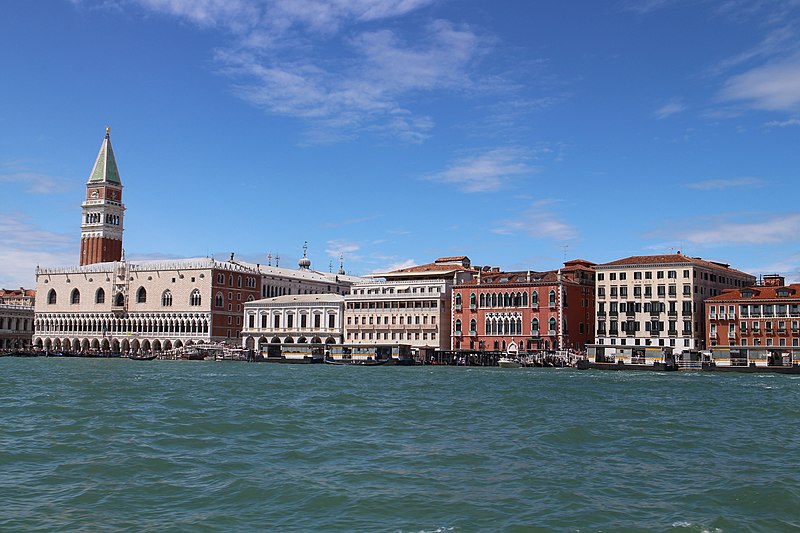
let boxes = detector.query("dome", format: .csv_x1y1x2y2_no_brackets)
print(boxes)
298,256,311,269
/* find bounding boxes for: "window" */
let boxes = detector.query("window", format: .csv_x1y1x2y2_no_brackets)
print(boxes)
95,288,105,304
162,290,173,307
455,293,462,308
215,292,224,307
634,272,642,280
329,314,335,328
190,289,202,306
549,290,556,306
455,319,462,334
645,271,652,279
71,288,80,304
597,273,604,281
470,319,477,332
136,287,146,304
548,317,557,333
657,271,664,279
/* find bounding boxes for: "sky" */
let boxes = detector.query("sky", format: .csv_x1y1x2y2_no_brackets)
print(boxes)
2,0,800,289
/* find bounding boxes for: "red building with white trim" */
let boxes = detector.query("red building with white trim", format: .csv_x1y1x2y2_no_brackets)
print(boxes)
451,259,596,353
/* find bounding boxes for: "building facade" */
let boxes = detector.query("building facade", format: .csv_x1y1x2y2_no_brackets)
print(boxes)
34,258,261,354
343,256,477,354
594,253,755,351
241,294,345,353
0,304,35,351
706,275,800,354
451,259,596,353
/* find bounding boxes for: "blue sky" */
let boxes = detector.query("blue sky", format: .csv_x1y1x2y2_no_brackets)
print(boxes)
2,0,800,289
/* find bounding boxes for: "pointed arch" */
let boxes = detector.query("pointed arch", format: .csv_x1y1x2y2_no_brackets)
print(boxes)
161,289,173,307
136,286,147,303
71,288,81,304
47,289,57,305
95,287,105,304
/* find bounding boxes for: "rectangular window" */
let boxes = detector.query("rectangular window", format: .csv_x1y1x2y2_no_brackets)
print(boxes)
634,272,642,280
329,314,335,328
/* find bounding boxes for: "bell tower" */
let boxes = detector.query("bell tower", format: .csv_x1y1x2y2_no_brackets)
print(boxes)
79,127,125,266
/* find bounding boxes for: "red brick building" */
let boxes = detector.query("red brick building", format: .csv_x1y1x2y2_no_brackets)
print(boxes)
706,275,800,352
451,259,596,353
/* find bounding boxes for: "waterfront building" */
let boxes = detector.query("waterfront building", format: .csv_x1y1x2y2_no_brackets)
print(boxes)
80,128,125,266
343,256,477,355
33,258,261,353
32,129,262,354
241,294,345,354
705,275,800,364
593,253,755,351
0,288,36,306
451,259,596,353
0,303,35,350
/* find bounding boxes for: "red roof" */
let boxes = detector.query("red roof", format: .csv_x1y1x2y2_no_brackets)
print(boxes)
598,254,751,277
707,284,800,302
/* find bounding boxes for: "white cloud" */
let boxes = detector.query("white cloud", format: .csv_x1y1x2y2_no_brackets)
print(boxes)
325,239,361,258
765,118,800,127
654,98,686,119
0,171,69,194
372,258,416,274
0,214,76,288
685,176,764,190
720,55,800,111
423,148,536,193
491,200,577,241
681,213,800,245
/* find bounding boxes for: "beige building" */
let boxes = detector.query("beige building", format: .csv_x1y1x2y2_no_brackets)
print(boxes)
594,253,755,351
344,256,477,354
0,288,36,306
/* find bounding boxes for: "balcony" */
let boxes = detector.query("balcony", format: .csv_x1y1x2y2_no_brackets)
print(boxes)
549,302,556,309
682,310,693,317
531,330,540,337
626,310,636,317
650,330,660,336
547,329,557,336
531,303,539,309
668,311,678,317
681,330,692,336
609,311,619,317
454,330,462,337
597,311,606,317
469,330,477,337
668,329,678,336
469,304,477,311
609,329,619,336
728,331,736,339
454,304,462,311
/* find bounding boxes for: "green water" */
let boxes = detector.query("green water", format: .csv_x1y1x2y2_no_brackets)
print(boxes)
1,358,799,532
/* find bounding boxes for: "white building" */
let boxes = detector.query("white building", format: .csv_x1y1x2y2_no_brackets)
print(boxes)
241,294,344,355
0,304,35,351
594,253,755,351
344,256,477,355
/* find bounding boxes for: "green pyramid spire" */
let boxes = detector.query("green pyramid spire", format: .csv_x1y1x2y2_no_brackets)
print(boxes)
88,127,121,184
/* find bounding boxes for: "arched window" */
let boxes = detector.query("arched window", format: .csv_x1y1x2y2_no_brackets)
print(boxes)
136,287,147,304
71,288,80,304
190,289,201,306
479,294,486,307
454,293,462,307
549,290,556,306
531,318,539,334
115,292,125,306
469,293,476,308
522,292,528,306
469,319,477,333
549,317,557,332
47,289,57,304
162,290,173,307
531,291,538,305
485,318,491,334
95,288,105,304
455,319,462,333
215,292,224,307
491,293,497,307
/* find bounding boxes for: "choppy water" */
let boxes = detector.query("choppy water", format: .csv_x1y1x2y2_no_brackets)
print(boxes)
1,359,799,532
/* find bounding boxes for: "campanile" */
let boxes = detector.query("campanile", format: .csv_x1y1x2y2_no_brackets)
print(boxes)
79,127,125,265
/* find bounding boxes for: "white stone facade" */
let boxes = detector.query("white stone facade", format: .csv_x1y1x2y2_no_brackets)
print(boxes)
0,304,35,350
241,294,344,351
